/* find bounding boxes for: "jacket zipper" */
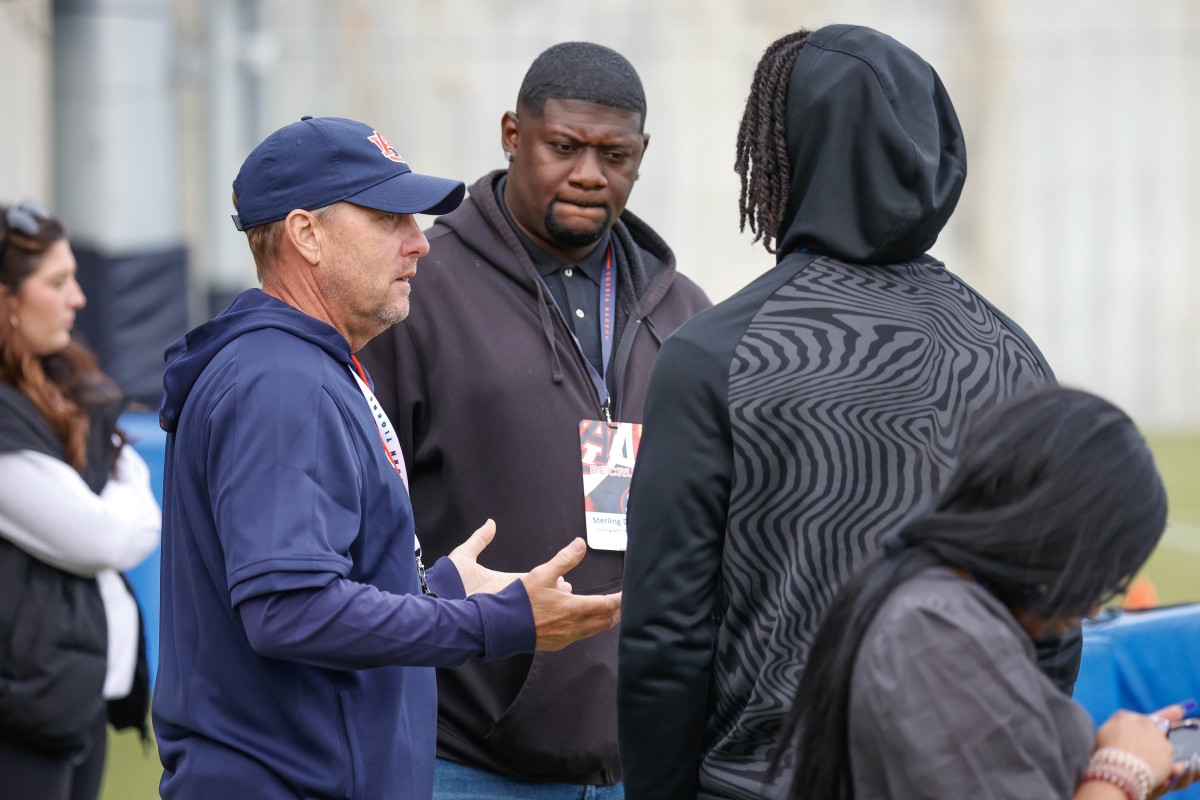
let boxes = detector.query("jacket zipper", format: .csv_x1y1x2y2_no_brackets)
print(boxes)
608,316,643,421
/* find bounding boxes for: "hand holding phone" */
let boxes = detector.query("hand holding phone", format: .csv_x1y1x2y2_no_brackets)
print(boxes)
1168,719,1200,766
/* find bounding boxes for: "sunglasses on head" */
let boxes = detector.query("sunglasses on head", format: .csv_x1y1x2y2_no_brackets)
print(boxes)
1,198,55,264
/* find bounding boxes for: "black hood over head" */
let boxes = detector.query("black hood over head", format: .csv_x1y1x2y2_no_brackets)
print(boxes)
777,25,967,264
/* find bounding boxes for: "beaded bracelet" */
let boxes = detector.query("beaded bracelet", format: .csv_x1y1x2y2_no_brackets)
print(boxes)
1081,762,1143,800
1090,747,1155,799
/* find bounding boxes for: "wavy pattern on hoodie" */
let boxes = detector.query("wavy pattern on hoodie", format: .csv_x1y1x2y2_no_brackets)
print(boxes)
700,254,1051,799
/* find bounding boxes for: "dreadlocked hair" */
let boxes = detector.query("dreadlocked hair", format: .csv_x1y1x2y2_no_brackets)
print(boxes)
735,30,812,253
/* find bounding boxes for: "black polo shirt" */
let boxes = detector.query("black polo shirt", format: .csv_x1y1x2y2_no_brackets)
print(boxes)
494,175,610,377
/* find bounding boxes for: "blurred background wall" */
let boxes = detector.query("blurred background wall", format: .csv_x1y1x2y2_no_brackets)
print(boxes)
6,4,1200,795
3,0,1200,426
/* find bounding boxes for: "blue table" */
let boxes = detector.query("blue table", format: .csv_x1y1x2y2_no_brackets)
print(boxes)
121,412,165,687
1078,605,1200,797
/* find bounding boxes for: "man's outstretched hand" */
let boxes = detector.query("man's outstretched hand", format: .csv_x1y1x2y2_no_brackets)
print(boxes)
448,521,619,650
447,519,521,596
523,537,621,651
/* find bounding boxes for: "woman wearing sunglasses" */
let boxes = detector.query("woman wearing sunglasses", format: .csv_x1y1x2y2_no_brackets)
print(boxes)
778,387,1196,800
0,200,160,799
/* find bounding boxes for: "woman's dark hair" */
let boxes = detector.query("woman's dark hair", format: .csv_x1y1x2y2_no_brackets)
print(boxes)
1,202,122,472
776,387,1168,799
735,29,812,253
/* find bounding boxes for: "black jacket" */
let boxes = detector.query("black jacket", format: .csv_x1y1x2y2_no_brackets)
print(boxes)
618,25,1063,800
0,383,113,758
358,171,710,783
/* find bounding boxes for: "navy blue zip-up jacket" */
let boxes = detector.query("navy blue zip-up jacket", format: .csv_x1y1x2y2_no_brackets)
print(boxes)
154,289,535,800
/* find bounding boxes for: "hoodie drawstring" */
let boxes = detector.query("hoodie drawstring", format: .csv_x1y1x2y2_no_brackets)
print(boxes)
534,277,564,384
644,315,663,347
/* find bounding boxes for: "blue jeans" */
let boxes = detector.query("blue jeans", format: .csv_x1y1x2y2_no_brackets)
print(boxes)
433,758,625,800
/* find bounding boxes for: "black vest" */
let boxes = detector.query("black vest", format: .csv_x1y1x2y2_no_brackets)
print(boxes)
0,381,144,758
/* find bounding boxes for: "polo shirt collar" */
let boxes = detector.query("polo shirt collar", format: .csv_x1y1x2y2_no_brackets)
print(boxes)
495,174,610,285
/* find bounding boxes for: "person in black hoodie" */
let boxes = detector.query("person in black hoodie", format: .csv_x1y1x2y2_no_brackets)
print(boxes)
0,199,158,800
358,42,710,798
617,25,1064,800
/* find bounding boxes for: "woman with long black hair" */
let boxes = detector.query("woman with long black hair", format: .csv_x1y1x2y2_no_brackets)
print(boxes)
778,387,1194,800
0,199,160,799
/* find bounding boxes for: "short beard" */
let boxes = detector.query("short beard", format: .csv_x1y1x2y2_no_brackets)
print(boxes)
544,200,612,249
321,263,409,341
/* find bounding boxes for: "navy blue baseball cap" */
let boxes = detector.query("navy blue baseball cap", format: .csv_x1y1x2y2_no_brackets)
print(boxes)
231,116,466,231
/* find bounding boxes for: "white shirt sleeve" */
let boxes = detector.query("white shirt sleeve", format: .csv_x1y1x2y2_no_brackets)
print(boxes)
97,568,140,700
0,447,161,577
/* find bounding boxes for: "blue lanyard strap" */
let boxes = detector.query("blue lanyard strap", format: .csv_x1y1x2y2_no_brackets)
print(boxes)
598,244,616,399
538,244,615,415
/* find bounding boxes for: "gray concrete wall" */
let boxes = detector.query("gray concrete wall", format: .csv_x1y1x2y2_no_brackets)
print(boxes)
8,0,1200,427
0,0,53,203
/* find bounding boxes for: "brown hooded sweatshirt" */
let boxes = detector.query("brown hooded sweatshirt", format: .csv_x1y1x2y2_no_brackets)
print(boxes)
358,170,710,784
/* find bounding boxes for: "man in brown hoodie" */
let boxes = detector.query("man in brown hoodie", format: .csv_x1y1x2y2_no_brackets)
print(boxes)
358,42,710,800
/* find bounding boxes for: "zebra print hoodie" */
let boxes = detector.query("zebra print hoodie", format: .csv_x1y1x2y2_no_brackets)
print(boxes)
618,24,1060,800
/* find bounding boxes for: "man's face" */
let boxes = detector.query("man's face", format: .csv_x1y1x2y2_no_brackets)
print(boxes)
502,98,648,262
317,202,429,349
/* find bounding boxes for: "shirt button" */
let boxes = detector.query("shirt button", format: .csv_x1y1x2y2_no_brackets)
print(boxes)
564,268,574,278
575,309,586,319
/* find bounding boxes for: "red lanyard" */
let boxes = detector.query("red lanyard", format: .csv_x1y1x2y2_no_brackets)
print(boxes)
349,354,433,595
350,354,407,488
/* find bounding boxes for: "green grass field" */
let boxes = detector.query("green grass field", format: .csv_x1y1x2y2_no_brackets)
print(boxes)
98,435,1200,799
101,730,159,799
1132,436,1200,607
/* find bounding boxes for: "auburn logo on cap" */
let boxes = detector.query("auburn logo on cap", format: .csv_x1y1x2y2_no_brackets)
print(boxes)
368,131,405,163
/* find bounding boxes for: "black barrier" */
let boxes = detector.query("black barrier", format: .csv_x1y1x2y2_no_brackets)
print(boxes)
74,244,189,408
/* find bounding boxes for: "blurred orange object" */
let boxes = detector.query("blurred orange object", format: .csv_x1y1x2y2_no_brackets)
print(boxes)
1122,576,1160,610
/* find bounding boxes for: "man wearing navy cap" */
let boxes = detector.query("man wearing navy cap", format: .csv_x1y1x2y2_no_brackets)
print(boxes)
152,116,622,800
